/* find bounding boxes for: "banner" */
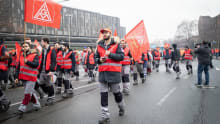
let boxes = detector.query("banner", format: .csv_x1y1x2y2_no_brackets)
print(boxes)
25,0,62,29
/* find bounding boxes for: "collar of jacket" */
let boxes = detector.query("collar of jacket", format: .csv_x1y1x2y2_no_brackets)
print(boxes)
201,44,209,48
23,51,32,56
45,45,52,53
98,38,116,49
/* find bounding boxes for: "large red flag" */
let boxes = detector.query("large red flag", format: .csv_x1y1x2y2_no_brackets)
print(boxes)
25,0,62,29
114,29,118,36
125,20,150,61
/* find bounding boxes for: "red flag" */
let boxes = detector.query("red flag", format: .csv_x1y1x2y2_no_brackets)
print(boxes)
15,42,22,67
25,0,62,29
114,29,118,36
34,39,42,54
125,20,150,61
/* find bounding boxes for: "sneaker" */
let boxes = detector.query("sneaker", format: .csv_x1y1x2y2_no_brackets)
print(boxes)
33,104,41,111
203,85,210,88
98,117,110,124
62,92,68,98
195,84,203,88
45,98,54,106
88,78,93,83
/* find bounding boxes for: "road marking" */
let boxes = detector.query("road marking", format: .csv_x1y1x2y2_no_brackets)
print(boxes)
74,82,99,90
216,67,220,71
157,87,177,106
10,82,99,107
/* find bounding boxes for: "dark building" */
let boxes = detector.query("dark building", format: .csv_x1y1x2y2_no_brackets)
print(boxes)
0,0,126,48
198,14,220,48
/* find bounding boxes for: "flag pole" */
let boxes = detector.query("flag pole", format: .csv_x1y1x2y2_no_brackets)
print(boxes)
24,22,27,39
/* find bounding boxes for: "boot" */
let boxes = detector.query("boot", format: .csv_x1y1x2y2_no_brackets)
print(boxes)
98,118,110,124
92,76,96,82
118,101,125,116
0,95,10,112
142,78,146,84
62,90,68,98
55,87,62,95
99,107,110,124
133,80,138,85
75,76,79,81
1,83,7,91
67,89,74,97
176,72,181,79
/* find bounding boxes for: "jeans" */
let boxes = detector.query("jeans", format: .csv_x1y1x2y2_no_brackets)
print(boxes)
197,64,209,85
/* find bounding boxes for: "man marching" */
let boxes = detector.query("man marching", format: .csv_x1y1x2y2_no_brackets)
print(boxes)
120,39,131,95
15,42,40,117
182,46,193,75
95,28,125,124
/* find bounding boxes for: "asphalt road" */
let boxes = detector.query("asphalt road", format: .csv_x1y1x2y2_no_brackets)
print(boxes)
1,60,220,124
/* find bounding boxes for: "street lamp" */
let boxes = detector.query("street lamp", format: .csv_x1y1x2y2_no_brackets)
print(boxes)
65,14,72,47
57,0,70,3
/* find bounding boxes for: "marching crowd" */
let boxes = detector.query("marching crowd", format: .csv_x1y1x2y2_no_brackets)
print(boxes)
0,28,217,124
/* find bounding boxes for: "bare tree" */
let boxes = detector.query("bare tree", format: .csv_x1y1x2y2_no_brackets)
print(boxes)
174,20,198,47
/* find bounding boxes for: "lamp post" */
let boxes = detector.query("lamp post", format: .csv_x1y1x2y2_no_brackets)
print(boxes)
57,0,70,3
65,14,72,47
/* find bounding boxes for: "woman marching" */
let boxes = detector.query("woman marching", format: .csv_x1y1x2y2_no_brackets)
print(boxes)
15,42,40,118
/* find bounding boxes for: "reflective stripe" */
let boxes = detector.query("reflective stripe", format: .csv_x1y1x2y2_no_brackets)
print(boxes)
123,60,130,62
19,71,38,77
63,60,72,62
63,64,72,66
20,66,38,72
0,63,8,66
100,63,122,66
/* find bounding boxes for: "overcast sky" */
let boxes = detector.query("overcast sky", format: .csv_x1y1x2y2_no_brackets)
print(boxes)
54,0,220,42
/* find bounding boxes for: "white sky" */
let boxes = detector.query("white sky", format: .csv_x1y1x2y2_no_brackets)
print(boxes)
54,0,220,42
